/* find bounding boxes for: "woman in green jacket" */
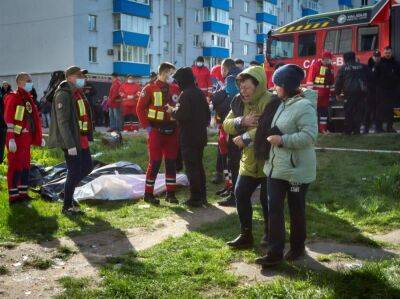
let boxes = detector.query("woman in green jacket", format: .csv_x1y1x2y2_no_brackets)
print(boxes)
223,66,272,249
255,64,318,266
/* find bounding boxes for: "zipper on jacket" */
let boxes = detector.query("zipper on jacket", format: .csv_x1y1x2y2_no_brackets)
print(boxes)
269,103,285,177
290,153,295,168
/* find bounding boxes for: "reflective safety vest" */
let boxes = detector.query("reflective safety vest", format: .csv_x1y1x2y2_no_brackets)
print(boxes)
314,66,328,85
147,90,168,122
13,100,33,135
74,90,91,135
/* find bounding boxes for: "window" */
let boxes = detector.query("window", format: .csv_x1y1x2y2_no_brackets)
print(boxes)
324,29,353,54
270,35,294,58
149,26,153,41
230,41,233,54
163,41,169,53
114,14,150,34
89,47,97,63
229,0,234,8
177,44,183,54
88,15,97,31
229,18,234,31
177,17,183,28
128,0,149,4
113,14,120,30
245,22,249,35
358,26,378,52
203,32,228,48
203,7,229,24
361,0,369,5
298,33,316,57
163,14,169,26
193,34,201,47
195,9,202,23
244,1,249,12
114,45,149,63
243,44,248,55
149,54,153,68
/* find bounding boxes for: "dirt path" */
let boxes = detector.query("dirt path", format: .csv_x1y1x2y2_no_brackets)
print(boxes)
0,203,237,299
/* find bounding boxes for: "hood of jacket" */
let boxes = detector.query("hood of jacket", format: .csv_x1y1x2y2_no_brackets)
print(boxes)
238,66,267,103
56,80,74,94
284,88,317,108
173,67,196,91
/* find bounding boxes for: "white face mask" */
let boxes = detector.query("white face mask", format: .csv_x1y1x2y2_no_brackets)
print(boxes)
166,75,174,84
196,62,204,67
127,79,134,84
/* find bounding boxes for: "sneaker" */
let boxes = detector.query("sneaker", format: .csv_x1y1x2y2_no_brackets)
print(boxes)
215,188,228,196
255,253,283,266
284,248,306,261
218,193,236,207
360,125,366,134
165,193,179,204
62,206,84,216
219,188,232,198
144,193,160,205
72,200,80,208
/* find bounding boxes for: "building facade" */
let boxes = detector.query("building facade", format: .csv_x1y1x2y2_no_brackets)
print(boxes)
0,0,375,95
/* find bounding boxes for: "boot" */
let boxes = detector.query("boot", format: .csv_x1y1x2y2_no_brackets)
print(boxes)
144,193,160,205
255,252,283,267
218,193,236,207
211,173,223,184
227,228,253,249
284,248,306,261
165,192,179,204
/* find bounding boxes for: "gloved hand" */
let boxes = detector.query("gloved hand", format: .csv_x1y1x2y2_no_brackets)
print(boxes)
41,138,46,147
67,147,78,156
146,127,152,134
8,139,17,153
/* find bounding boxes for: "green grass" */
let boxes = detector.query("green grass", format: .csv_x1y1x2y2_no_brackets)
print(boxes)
23,257,53,270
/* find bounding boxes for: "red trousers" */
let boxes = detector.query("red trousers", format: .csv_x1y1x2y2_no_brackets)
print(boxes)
314,87,330,132
7,133,32,202
145,128,179,194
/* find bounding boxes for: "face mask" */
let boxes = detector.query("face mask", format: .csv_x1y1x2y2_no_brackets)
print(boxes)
24,82,33,92
76,78,86,88
196,62,204,67
127,79,134,84
166,75,174,84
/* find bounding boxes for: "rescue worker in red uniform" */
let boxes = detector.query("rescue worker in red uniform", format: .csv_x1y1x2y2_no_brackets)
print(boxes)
307,51,335,134
4,73,43,203
192,56,212,99
119,74,141,131
136,62,180,205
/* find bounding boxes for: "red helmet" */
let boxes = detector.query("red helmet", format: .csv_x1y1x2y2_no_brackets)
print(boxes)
322,51,333,59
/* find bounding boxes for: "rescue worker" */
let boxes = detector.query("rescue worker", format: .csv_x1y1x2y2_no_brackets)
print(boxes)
375,46,400,133
364,50,381,134
119,74,141,131
168,67,211,207
192,56,212,98
335,52,370,135
48,66,94,215
210,64,225,93
136,62,180,205
223,66,271,249
307,51,334,134
107,73,122,132
4,73,43,203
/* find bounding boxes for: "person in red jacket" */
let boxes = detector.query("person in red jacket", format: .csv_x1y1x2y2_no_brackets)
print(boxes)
192,56,212,98
107,73,122,132
119,74,141,131
136,62,180,205
307,51,335,134
4,72,43,203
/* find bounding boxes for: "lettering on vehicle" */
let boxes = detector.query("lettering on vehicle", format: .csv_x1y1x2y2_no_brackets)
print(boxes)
303,56,343,69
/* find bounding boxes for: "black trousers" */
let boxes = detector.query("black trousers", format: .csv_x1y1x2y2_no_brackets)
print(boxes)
182,146,206,202
228,139,241,190
344,93,365,134
216,147,223,174
63,148,93,209
234,175,268,231
376,88,397,131
364,89,377,130
267,177,309,256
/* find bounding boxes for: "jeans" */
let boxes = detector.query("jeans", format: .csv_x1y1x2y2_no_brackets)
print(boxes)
234,175,268,231
181,146,206,201
267,177,309,256
63,148,93,209
109,107,122,131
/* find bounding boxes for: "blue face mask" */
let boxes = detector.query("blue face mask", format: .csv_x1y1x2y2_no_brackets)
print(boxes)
24,82,33,92
76,78,86,88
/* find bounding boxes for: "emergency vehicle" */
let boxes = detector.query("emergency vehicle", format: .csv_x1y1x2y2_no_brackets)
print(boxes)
264,0,400,131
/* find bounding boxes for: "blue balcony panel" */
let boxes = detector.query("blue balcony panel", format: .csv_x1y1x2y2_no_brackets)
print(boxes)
256,13,277,25
338,0,353,7
203,0,229,11
113,0,150,18
257,34,267,43
203,21,229,35
255,54,265,64
113,31,149,47
267,0,278,5
203,47,229,59
114,62,150,77
302,8,318,16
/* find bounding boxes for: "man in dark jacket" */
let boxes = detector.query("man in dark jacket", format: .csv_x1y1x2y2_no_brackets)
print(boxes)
364,50,381,134
48,66,93,215
168,67,211,207
375,46,400,133
211,58,242,207
335,52,370,135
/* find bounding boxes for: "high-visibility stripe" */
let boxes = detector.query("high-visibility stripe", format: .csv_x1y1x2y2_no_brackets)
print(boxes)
156,111,164,120
14,125,22,134
320,66,327,75
279,27,287,33
153,92,163,107
312,23,321,29
6,123,14,129
304,24,312,30
82,121,88,131
77,99,86,116
296,25,303,31
321,22,330,28
287,26,295,32
14,105,25,121
148,109,156,119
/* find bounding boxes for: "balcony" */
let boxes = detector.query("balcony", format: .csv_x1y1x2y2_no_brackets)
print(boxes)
113,62,150,76
113,0,150,18
203,21,229,35
256,13,277,26
113,31,149,47
256,34,267,43
203,47,229,58
255,54,265,64
203,0,229,11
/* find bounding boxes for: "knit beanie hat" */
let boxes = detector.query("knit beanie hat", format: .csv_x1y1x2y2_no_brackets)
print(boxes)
272,64,305,92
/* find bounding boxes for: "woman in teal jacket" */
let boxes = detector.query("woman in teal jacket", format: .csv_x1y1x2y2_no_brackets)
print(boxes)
256,64,318,267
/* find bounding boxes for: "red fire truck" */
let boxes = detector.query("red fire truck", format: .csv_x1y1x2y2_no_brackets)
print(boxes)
264,0,400,131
